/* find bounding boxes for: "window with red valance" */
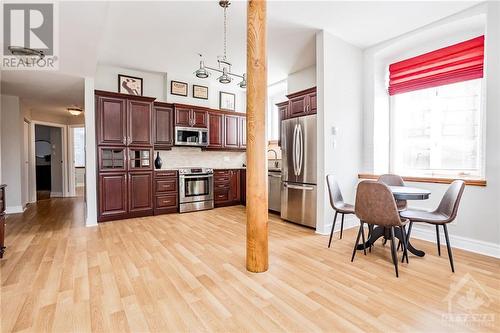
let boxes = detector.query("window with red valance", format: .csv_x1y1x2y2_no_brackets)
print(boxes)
388,35,484,95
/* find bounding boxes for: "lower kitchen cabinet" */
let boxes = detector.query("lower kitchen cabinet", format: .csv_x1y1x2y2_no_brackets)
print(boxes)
99,173,128,220
128,172,153,214
214,169,243,207
154,170,178,214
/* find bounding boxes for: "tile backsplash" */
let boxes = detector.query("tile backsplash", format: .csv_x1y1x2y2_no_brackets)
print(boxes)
155,147,246,169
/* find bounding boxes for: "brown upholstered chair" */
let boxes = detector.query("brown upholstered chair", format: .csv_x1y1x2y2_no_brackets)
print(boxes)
400,180,465,272
326,175,355,247
378,174,408,211
354,180,409,277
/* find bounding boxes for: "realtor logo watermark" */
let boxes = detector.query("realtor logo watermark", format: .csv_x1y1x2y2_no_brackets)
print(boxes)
442,273,496,328
2,2,58,70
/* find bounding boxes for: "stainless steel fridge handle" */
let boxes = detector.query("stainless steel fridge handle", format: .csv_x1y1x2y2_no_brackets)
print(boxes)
297,124,303,176
292,124,298,176
284,183,314,191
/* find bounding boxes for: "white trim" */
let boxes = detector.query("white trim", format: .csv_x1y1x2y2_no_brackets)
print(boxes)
84,77,98,227
5,205,25,214
410,225,500,259
50,191,63,198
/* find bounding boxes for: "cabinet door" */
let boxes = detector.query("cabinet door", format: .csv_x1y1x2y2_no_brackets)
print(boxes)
98,147,126,172
97,96,127,146
208,112,223,148
175,107,192,127
224,115,239,149
128,100,152,146
192,109,208,128
230,170,241,202
238,116,246,149
289,95,307,118
99,173,127,218
153,105,174,149
240,169,246,205
128,172,153,213
128,148,152,170
308,92,317,114
278,104,288,146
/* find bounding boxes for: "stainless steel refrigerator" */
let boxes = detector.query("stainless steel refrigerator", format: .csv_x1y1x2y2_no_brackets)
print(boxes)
280,114,317,228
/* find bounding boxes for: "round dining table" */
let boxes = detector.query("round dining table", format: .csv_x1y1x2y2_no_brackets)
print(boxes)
356,185,431,257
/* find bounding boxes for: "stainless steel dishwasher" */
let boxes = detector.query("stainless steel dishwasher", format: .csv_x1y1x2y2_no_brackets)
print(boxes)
268,170,281,212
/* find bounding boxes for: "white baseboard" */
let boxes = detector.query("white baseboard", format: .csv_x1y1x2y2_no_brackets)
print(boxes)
410,225,500,259
50,192,63,198
317,215,500,259
5,205,25,214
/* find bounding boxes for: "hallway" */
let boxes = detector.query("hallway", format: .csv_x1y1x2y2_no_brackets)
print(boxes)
1,198,499,332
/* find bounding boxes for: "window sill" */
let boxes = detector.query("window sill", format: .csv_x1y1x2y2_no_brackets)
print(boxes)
358,173,487,187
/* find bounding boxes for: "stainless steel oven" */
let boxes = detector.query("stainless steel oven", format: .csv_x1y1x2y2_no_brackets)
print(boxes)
175,127,209,147
179,168,214,213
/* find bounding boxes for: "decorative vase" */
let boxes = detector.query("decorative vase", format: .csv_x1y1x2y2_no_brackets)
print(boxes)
154,152,162,169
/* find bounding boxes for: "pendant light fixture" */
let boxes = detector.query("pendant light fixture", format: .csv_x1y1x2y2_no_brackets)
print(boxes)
194,1,246,88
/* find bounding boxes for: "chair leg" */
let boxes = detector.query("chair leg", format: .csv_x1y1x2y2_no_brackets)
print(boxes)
443,224,455,273
407,221,413,239
368,225,372,253
360,222,367,256
328,211,338,248
340,213,345,239
351,223,363,262
435,225,441,256
400,225,409,264
390,227,399,277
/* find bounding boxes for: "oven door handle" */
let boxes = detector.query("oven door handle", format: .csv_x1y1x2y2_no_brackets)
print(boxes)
180,174,214,179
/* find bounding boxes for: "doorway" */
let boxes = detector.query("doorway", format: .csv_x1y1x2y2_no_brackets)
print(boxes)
34,125,63,201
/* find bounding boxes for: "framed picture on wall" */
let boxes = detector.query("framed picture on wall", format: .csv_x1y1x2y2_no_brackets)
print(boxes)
118,74,143,96
193,85,209,99
171,80,188,96
219,91,235,111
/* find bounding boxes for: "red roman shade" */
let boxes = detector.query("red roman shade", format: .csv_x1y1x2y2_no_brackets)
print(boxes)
388,35,484,95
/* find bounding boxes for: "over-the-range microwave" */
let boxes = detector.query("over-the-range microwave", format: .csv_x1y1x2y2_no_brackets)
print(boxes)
175,126,209,147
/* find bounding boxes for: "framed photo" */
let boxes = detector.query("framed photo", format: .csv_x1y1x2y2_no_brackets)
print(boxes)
219,91,236,111
193,85,209,100
171,80,188,96
118,74,143,96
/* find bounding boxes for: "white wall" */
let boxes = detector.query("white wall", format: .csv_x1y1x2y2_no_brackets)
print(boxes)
49,127,63,195
287,65,316,94
95,64,247,113
84,77,97,226
362,2,500,256
316,31,363,235
0,95,24,213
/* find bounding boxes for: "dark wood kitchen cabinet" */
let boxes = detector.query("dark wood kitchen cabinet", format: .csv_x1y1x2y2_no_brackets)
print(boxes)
279,87,317,120
239,116,246,149
224,115,239,149
153,102,174,150
276,101,289,146
208,112,223,148
96,90,155,222
214,169,242,207
174,104,208,128
99,173,128,220
154,170,178,215
128,172,153,214
96,90,154,147
240,170,246,205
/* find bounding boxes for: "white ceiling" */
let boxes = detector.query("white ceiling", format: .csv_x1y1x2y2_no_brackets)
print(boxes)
1,1,480,115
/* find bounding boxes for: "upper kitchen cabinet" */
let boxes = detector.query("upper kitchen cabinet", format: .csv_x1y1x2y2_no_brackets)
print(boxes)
174,104,208,128
284,87,317,119
95,90,155,147
153,102,174,150
208,111,223,148
128,100,152,146
224,115,240,149
239,116,246,149
276,101,289,146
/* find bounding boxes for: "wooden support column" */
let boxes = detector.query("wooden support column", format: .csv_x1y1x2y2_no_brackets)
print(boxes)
246,0,268,273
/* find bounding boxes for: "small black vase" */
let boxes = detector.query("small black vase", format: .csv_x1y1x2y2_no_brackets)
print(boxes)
154,152,162,169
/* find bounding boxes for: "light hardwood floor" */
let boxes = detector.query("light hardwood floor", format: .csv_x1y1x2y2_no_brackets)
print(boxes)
1,197,499,332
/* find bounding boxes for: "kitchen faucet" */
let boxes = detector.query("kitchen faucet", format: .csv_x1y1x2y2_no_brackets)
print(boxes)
267,149,280,169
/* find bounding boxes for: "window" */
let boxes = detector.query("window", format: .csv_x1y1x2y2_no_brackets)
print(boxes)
73,127,85,167
391,78,483,178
